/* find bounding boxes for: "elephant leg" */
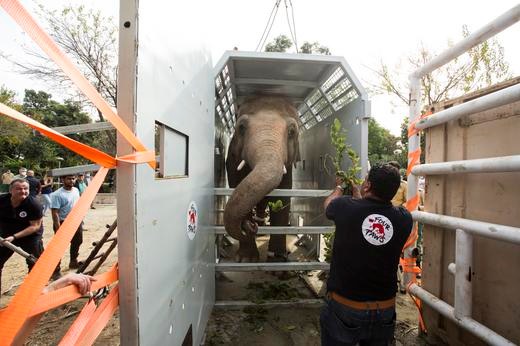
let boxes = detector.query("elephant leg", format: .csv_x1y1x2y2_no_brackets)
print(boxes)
267,197,290,261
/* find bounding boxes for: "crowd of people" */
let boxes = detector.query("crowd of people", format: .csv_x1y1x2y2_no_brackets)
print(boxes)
0,167,95,292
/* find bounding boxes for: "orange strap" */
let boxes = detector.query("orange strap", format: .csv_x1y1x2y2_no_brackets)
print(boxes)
0,168,108,345
405,194,420,212
406,149,421,177
407,282,427,332
57,299,97,345
0,103,154,166
0,264,118,319
74,285,119,346
400,256,421,274
408,111,432,138
0,0,155,168
0,103,116,167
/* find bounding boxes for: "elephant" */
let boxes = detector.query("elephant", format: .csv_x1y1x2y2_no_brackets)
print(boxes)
224,96,300,262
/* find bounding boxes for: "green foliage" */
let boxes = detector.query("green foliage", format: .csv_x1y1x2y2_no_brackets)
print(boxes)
299,41,331,55
267,199,285,212
372,25,511,107
265,34,293,52
328,118,362,187
368,118,403,166
324,119,363,262
246,281,303,303
0,88,114,174
264,34,331,55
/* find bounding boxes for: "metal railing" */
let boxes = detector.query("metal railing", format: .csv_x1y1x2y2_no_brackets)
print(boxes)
213,187,331,307
407,5,520,346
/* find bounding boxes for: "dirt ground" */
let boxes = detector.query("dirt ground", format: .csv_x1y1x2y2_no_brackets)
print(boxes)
1,205,433,345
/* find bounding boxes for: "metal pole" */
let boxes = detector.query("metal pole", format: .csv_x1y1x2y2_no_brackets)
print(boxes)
412,155,520,175
455,229,473,319
412,211,520,244
411,5,520,78
404,76,421,287
415,84,520,130
409,284,515,346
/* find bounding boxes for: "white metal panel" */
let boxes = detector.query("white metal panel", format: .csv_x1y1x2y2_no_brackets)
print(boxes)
118,0,215,345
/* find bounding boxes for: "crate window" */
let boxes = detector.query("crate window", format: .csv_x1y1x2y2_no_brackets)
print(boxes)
155,121,189,179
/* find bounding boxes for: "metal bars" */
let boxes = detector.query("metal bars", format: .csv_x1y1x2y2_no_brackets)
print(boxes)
411,155,520,175
215,261,329,272
214,187,332,197
408,284,515,346
214,226,334,235
415,83,520,131
412,211,520,245
407,6,520,345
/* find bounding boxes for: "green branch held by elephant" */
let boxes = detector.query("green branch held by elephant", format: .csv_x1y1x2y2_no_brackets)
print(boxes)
267,199,288,213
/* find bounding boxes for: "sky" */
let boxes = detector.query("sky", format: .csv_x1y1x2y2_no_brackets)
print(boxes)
1,0,519,135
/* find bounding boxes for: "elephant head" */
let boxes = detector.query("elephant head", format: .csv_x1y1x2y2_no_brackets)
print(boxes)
224,96,300,261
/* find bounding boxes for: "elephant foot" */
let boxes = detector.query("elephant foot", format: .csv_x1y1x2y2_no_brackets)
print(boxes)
235,235,259,263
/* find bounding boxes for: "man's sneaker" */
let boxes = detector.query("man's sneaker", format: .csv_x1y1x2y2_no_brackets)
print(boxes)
69,259,79,270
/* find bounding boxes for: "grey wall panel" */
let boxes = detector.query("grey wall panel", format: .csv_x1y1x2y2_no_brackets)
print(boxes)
118,0,215,344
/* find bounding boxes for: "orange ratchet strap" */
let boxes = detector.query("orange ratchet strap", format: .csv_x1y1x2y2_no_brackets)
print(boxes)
0,264,118,319
0,0,155,169
58,285,119,346
72,285,119,346
57,299,97,345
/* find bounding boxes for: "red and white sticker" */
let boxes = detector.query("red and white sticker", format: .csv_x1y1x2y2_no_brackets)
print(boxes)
186,201,198,240
361,214,393,246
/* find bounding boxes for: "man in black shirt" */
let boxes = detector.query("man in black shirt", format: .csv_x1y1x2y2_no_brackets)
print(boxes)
26,170,41,197
320,164,413,345
0,179,44,297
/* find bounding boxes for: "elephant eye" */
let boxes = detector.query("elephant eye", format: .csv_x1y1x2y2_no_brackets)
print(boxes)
238,122,247,135
288,126,296,138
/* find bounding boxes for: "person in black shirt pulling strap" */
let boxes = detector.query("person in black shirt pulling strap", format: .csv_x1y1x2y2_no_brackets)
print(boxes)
0,178,44,298
320,163,413,345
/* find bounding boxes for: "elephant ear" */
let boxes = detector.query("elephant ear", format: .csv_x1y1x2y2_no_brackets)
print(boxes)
226,133,250,188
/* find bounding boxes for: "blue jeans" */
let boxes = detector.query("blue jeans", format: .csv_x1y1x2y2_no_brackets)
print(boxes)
320,297,396,345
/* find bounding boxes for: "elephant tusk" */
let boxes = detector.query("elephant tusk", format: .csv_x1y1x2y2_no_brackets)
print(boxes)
237,160,246,171
283,165,287,174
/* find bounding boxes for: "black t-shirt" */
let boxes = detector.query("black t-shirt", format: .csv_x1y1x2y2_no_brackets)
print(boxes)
0,194,43,238
326,196,413,301
26,176,41,196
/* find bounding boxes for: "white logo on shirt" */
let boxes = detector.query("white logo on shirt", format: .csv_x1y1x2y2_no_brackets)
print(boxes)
19,211,27,218
361,214,394,246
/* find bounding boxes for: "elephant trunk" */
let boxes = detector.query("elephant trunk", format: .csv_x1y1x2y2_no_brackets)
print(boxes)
224,156,284,241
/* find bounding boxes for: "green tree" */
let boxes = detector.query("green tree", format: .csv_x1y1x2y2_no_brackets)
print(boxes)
299,41,331,55
0,4,118,149
371,25,511,107
264,34,331,55
0,87,30,169
265,34,294,52
368,118,401,166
